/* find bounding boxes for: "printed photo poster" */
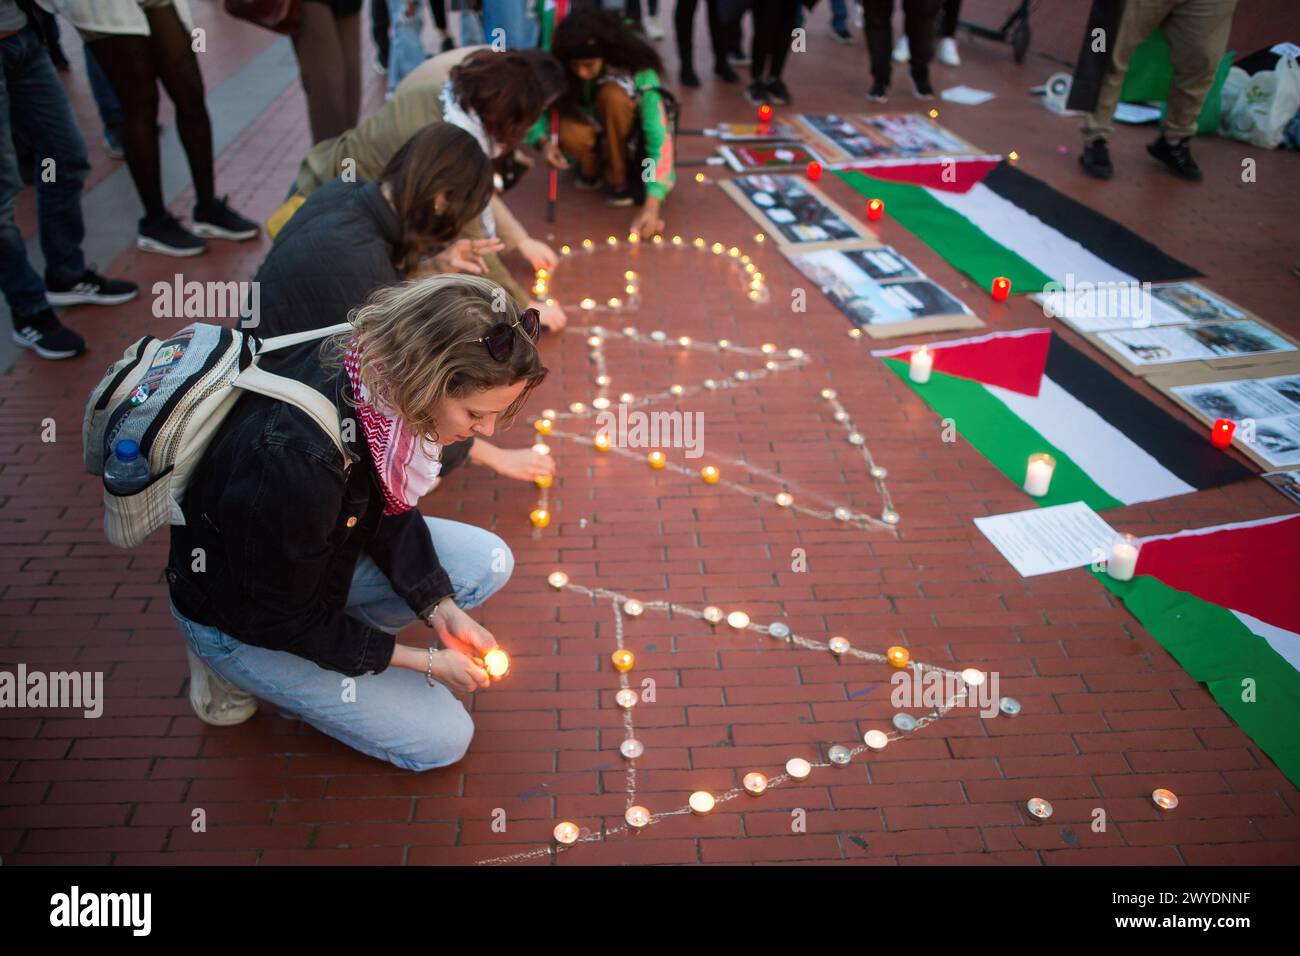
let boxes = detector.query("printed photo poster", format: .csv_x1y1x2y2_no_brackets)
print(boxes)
1262,469,1300,507
795,112,980,162
1039,281,1250,335
1165,372,1300,468
715,121,800,142
719,142,827,173
720,174,868,249
783,243,983,338
1095,320,1298,372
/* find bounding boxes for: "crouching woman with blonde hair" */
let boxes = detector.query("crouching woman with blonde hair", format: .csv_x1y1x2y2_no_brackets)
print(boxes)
165,274,547,771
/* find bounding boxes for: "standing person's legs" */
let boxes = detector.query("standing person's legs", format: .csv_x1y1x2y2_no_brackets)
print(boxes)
749,0,774,80
84,34,167,217
939,0,961,36
293,2,353,144
1159,0,1236,141
863,0,895,89
172,517,514,772
371,0,391,69
1081,0,1175,143
764,0,801,81
83,43,125,151
386,0,425,92
674,0,699,77
901,0,941,89
482,0,534,48
338,11,362,129
830,0,849,35
595,81,636,190
705,0,732,69
143,2,216,205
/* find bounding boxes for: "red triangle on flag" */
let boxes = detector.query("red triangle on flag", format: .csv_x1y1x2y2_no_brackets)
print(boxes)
849,157,1002,194
883,328,1051,397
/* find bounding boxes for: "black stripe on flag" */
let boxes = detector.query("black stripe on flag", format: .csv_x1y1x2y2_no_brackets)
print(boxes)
1044,334,1253,490
984,163,1202,283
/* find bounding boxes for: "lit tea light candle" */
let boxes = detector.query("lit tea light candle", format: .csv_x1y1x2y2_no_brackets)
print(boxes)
834,507,853,522
619,392,634,403
529,509,550,528
703,379,717,390
672,234,683,245
847,432,865,446
758,103,773,123
582,238,593,250
647,450,667,469
594,375,611,388
870,465,887,480
754,233,765,243
1211,418,1235,449
1024,453,1055,497
1008,150,1019,162
534,418,552,436
717,339,730,350
620,738,644,759
678,336,692,347
743,772,768,795
670,385,684,395
483,648,510,679
727,610,750,629
623,599,644,617
592,396,611,410
848,328,863,339
866,198,884,221
701,465,720,484
607,235,617,246
729,247,740,258
695,172,705,183
711,242,724,255
625,806,651,828
1027,797,1052,819
887,646,910,668
623,326,638,336
628,232,639,244
863,730,889,751
775,492,793,507
821,388,837,400
531,443,551,457
1152,788,1179,811
702,606,724,624
688,791,715,815
534,473,552,490
553,821,580,844
616,688,638,709
580,298,596,310
625,284,636,295
929,108,939,119
881,508,900,525
828,636,851,656
828,745,852,766
908,345,933,384
547,571,569,589
961,668,986,686
786,757,812,780
693,237,706,248
1107,533,1140,581
560,245,571,256
593,433,612,452
569,401,586,414
806,161,822,181
587,335,604,348
611,649,635,672
991,276,1011,302
788,348,804,358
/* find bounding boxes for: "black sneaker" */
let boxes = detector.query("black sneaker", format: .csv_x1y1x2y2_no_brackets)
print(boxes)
138,213,206,257
743,81,770,106
1079,138,1114,180
573,170,603,190
911,74,935,99
607,185,635,207
1146,135,1202,181
766,78,792,106
714,60,739,83
727,49,749,67
867,80,888,103
45,268,139,307
191,196,259,241
832,28,852,44
680,65,701,88
11,309,85,360
440,36,455,53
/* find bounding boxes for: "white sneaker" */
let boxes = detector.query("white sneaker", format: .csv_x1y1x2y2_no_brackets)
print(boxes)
937,36,961,66
186,647,257,727
892,36,910,63
643,17,665,41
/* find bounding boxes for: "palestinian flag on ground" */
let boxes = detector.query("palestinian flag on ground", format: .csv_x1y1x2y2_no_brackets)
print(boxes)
875,328,1251,510
1097,514,1300,787
835,158,1201,294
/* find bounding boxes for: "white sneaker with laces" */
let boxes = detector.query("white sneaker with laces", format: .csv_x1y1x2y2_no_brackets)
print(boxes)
892,36,910,63
937,36,961,66
643,17,664,40
187,648,257,726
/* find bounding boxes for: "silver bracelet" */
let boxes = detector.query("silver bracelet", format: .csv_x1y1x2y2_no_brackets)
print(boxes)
426,646,437,687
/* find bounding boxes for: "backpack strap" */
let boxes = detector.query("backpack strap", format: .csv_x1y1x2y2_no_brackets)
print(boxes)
257,321,354,354
234,366,354,469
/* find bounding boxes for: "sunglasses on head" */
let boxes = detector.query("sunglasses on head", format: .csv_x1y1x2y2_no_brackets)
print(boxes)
477,308,541,361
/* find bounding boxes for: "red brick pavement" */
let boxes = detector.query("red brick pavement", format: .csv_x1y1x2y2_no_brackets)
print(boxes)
2,9,1297,865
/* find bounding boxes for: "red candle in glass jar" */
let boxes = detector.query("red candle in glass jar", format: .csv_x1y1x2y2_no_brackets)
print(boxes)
758,103,773,124
806,161,822,181
866,198,884,221
1211,418,1235,449
991,276,1011,301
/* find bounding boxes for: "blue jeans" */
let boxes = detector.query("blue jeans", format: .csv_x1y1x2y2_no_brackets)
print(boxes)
386,0,426,93
170,516,515,771
481,0,536,49
831,0,849,33
0,24,90,322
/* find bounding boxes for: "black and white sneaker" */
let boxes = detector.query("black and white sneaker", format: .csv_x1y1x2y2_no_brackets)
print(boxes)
11,310,86,360
607,185,635,207
911,74,935,99
45,268,139,307
573,170,603,190
138,213,206,257
766,78,792,106
867,81,889,103
191,196,259,241
743,81,770,106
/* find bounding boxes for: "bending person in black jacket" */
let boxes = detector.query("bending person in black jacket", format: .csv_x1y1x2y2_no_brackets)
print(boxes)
168,274,548,770
249,122,555,487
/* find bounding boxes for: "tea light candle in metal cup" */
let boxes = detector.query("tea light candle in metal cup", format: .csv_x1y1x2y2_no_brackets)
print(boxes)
726,610,750,629
553,822,580,844
529,508,550,528
887,646,910,669
1152,788,1179,811
786,758,812,780
615,688,638,709
483,648,510,680
775,492,794,507
702,606,724,624
999,697,1022,717
892,713,918,732
620,738,645,759
688,791,716,815
828,745,852,766
701,465,721,484
611,649,635,673
743,772,768,795
533,473,552,490
828,636,851,657
534,418,552,436
1027,797,1053,819
863,730,889,751
962,668,986,686
768,622,791,641
625,806,651,829
623,599,644,617
547,571,569,589
647,450,667,469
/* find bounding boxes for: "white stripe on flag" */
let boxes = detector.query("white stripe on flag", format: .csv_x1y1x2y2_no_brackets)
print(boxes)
986,375,1195,505
1233,610,1300,673
929,183,1137,287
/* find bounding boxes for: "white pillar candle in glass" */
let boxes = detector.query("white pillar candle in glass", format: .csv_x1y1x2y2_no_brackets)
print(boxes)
1024,453,1055,497
908,346,933,384
1107,533,1140,581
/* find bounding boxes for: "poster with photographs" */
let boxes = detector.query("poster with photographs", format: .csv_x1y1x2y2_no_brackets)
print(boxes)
715,121,799,142
1038,281,1251,335
1095,320,1298,372
720,174,868,249
719,142,827,173
794,112,980,162
1165,373,1300,468
783,243,982,338
1262,470,1300,507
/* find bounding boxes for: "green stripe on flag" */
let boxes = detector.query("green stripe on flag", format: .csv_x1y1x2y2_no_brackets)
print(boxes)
1098,571,1300,788
884,358,1122,511
837,169,1054,293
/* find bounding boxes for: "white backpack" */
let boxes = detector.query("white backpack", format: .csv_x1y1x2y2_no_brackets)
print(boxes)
82,321,355,548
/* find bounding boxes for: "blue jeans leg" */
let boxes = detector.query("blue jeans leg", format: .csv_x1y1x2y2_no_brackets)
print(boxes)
831,0,849,34
482,0,536,50
171,517,515,771
386,0,426,92
0,26,90,319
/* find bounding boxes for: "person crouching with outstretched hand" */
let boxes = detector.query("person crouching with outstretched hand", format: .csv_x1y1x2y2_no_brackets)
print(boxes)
166,275,547,771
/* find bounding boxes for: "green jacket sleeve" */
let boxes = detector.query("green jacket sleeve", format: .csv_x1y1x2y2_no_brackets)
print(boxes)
635,69,675,203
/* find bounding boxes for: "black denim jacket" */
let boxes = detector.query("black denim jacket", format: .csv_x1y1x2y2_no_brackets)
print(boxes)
166,338,456,676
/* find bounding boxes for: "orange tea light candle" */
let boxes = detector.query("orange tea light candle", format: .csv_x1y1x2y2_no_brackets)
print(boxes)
533,473,552,490
701,465,720,484
647,450,667,469
534,418,552,436
991,276,1011,301
887,646,910,668
1211,418,1235,449
593,433,612,452
529,508,550,528
611,649,635,673
866,198,884,221
482,648,510,680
